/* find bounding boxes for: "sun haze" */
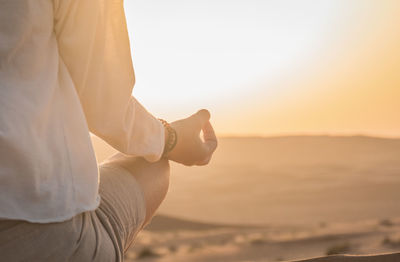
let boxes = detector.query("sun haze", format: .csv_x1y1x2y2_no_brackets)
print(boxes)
124,0,400,138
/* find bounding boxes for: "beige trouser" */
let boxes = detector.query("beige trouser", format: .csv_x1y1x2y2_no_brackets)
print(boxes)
0,165,146,262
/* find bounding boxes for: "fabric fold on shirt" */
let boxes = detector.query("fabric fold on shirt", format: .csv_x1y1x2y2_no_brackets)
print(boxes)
0,0,164,223
54,0,165,162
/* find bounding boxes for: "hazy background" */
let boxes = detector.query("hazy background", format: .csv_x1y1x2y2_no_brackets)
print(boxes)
102,1,400,261
125,0,400,138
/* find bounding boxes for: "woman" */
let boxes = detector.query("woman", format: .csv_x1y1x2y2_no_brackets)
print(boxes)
0,0,217,261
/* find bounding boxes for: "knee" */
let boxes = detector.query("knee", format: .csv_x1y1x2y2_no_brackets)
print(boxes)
146,158,170,192
102,153,170,179
152,158,170,178
126,157,170,182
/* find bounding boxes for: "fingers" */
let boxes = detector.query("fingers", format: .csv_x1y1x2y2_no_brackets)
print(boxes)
190,109,211,127
196,155,211,166
202,121,217,151
197,121,217,165
176,109,216,166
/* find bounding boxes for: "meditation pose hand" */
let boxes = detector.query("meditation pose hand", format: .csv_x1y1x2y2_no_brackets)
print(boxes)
167,109,218,166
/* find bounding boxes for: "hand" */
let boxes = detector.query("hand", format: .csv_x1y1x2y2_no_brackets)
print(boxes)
166,109,218,166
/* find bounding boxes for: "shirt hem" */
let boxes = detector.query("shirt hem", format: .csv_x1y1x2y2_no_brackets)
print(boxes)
0,196,101,224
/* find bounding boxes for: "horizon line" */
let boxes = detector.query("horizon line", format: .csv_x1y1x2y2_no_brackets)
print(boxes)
215,133,400,140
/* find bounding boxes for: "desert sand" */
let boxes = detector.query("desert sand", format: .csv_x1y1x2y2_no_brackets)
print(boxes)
92,135,400,261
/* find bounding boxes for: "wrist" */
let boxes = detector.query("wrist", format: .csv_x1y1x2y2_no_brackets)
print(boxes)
164,126,169,146
159,119,177,158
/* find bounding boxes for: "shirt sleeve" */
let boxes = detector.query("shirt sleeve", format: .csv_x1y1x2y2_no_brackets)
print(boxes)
53,0,165,162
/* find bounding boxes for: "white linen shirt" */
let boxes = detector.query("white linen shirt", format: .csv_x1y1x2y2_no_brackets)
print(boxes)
0,0,165,223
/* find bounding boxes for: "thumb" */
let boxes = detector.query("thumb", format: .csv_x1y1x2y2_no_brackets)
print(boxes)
190,109,211,127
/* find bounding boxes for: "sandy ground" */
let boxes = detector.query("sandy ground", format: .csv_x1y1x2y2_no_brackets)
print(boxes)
125,215,400,262
91,135,400,261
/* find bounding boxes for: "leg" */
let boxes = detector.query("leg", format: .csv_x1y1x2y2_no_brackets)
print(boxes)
101,153,170,227
0,208,117,262
0,154,169,262
92,154,170,258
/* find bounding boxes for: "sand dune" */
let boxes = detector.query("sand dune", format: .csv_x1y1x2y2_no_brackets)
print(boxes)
145,215,255,232
126,215,400,262
159,136,400,225
92,135,400,225
91,135,400,261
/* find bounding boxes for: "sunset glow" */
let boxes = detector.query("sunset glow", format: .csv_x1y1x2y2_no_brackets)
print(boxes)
125,0,400,137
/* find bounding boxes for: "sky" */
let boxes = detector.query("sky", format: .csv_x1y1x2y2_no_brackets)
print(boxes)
124,0,400,137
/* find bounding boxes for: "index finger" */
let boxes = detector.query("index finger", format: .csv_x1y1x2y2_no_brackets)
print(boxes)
201,120,218,154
